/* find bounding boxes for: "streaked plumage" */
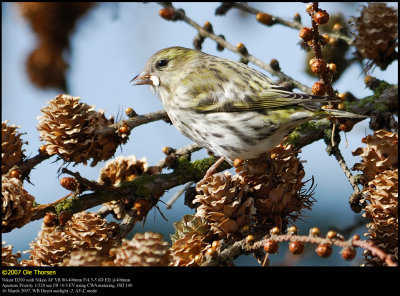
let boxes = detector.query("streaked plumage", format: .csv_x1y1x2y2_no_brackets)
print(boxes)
132,46,362,163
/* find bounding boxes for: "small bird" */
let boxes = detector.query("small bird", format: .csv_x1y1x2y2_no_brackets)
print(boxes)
132,46,363,176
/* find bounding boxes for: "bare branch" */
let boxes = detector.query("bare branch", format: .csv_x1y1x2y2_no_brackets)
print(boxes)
95,110,169,138
157,2,312,93
202,234,398,266
229,2,353,44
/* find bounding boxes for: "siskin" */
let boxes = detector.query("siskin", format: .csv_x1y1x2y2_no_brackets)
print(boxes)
132,46,364,164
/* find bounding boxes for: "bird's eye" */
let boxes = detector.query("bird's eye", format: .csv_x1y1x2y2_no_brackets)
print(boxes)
156,59,168,68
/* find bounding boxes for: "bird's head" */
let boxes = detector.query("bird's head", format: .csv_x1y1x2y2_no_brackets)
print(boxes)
131,47,198,90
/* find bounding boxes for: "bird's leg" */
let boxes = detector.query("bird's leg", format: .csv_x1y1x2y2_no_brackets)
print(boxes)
196,156,226,189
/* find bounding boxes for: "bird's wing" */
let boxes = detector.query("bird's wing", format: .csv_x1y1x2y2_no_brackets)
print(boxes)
194,86,340,113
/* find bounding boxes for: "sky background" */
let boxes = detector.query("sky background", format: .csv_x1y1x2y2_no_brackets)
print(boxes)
2,2,398,266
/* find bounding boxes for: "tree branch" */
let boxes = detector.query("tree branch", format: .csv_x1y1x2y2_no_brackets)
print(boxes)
30,155,230,222
157,2,312,93
229,2,353,44
95,110,169,138
202,233,398,266
231,2,303,30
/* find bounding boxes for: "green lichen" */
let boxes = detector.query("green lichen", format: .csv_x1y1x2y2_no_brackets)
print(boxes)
285,132,300,147
345,80,394,113
117,156,215,198
171,155,230,181
352,94,389,112
285,120,331,148
117,155,229,201
374,81,392,95
54,195,81,214
174,156,200,176
175,155,220,180
119,173,156,199
373,102,390,112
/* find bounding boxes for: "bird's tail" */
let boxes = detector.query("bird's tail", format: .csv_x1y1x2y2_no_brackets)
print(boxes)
316,108,368,119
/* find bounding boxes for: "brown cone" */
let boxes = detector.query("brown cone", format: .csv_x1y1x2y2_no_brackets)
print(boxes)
170,214,215,266
2,242,21,266
111,232,170,266
37,94,128,166
2,174,35,232
99,155,158,220
361,169,398,266
352,129,398,184
351,3,398,70
236,144,314,229
22,211,118,266
194,172,256,238
2,121,26,174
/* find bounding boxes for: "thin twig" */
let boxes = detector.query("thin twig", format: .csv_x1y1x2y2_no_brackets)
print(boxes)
230,2,353,44
95,110,169,137
352,239,397,267
11,151,52,183
166,181,194,209
96,205,114,219
155,143,201,169
32,192,73,212
157,2,311,93
331,145,362,194
115,207,139,241
231,2,303,30
201,239,245,266
202,233,397,266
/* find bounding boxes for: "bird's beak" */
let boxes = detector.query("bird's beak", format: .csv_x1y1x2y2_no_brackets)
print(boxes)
130,71,153,86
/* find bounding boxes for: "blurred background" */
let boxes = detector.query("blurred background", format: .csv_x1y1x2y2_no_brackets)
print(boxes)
2,2,398,266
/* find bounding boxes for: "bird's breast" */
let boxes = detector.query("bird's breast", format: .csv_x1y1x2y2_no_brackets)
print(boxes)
162,107,288,161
